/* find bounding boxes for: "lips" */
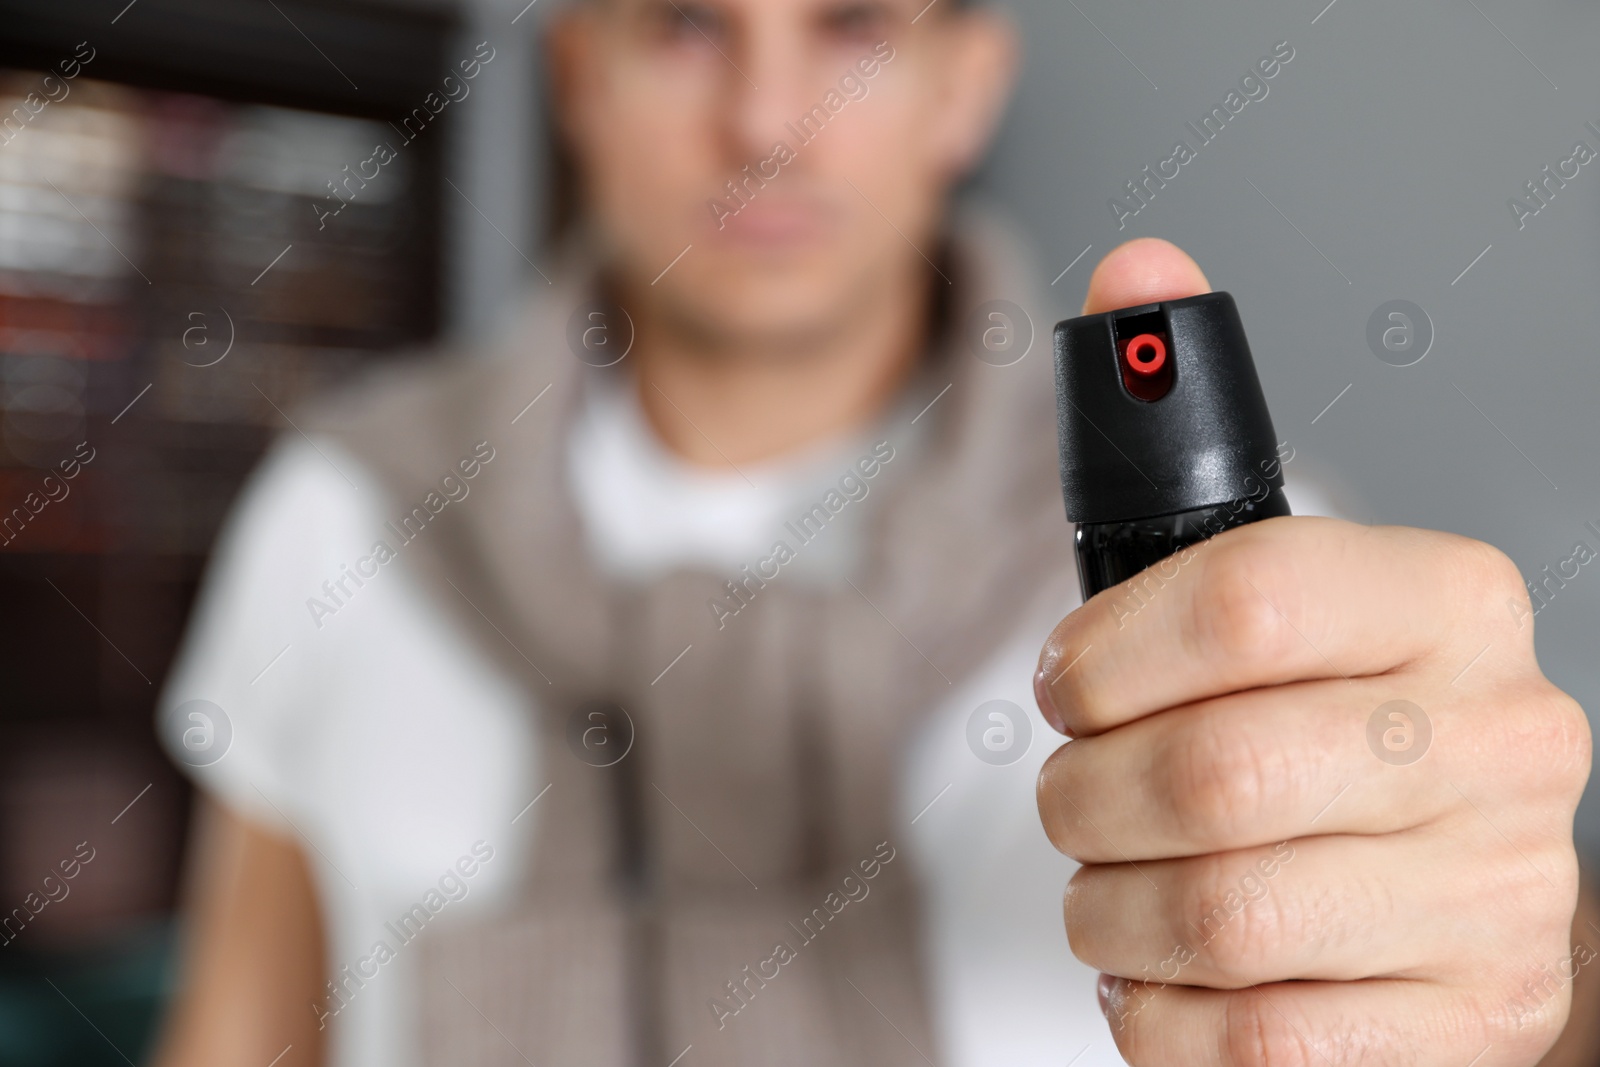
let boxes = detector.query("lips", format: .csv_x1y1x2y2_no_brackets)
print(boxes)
705,194,843,248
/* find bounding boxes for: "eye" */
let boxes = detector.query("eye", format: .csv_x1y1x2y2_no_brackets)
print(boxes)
816,1,895,44
651,0,728,45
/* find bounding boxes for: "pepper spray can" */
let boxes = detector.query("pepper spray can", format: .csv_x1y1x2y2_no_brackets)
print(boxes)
1054,292,1289,600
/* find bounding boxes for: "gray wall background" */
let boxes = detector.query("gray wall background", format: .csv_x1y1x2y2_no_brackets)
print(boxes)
443,0,1600,852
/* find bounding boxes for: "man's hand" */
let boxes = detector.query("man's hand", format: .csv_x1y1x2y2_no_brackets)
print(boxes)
1035,239,1593,1066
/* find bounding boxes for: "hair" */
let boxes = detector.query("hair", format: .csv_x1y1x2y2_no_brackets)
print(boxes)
541,72,579,250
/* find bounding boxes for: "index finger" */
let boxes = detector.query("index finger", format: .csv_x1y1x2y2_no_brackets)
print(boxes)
1036,516,1520,738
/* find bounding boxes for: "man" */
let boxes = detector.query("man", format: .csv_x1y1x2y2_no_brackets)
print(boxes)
152,0,1597,1064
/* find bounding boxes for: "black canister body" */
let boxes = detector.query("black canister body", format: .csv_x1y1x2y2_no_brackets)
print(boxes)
1054,292,1289,601
1074,490,1290,598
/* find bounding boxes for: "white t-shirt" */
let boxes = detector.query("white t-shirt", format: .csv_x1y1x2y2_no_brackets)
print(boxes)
161,375,1335,1067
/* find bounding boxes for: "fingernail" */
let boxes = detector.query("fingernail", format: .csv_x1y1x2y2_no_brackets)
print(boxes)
1097,972,1116,1017
1034,668,1071,738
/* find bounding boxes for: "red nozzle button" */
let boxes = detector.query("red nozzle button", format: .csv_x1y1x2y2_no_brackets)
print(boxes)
1125,333,1167,376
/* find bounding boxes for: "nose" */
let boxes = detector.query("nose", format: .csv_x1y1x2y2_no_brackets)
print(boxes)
719,19,816,164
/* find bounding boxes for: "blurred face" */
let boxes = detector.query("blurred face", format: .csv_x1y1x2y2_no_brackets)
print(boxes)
552,0,1015,350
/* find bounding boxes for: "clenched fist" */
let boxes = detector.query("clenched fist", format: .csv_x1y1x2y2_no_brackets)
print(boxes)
1035,240,1593,1066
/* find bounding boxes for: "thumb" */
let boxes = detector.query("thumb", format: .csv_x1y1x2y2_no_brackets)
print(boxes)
1081,238,1211,316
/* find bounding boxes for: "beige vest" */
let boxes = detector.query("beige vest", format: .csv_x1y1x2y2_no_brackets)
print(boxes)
310,210,1075,1066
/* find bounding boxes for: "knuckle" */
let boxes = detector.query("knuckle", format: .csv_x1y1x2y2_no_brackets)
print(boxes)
1481,977,1571,1061
1456,536,1525,603
1539,686,1592,798
1445,535,1531,637
1202,905,1279,984
1221,995,1323,1067
1531,842,1580,914
1182,856,1291,983
1480,835,1577,932
1504,997,1572,1058
1187,540,1299,673
1495,681,1593,803
1164,720,1279,846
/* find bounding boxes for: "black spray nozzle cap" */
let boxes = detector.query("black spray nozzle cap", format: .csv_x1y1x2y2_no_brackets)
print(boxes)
1053,291,1283,525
